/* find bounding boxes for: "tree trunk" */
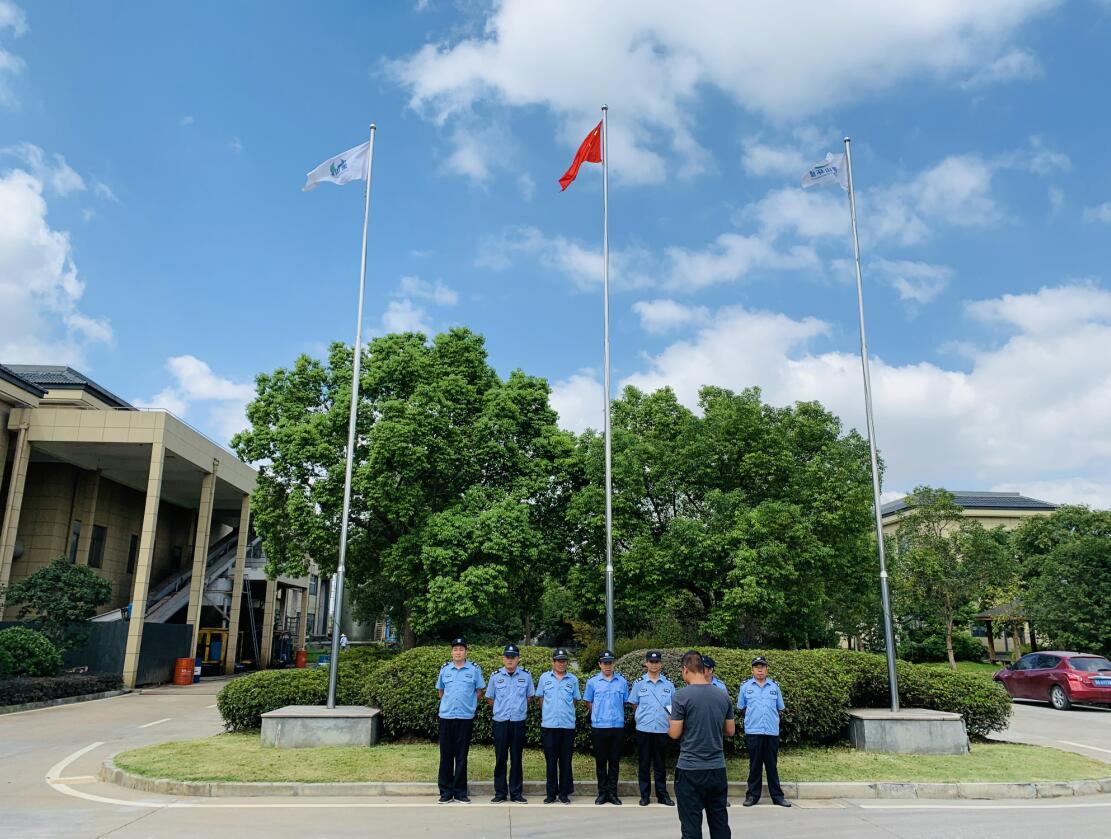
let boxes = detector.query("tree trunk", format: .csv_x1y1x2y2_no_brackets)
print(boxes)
1011,626,1022,663
523,613,532,647
402,620,416,651
945,619,956,670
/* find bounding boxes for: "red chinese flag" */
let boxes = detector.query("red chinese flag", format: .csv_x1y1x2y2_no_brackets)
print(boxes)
559,121,603,191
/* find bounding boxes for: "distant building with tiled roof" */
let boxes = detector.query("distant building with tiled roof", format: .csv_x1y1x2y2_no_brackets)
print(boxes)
881,490,1057,535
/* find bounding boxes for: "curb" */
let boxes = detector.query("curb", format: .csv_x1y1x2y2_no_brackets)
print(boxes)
100,761,1111,801
0,689,130,715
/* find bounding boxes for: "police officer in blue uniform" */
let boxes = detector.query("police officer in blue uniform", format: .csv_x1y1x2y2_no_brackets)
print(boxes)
535,648,581,804
627,650,676,807
436,637,486,803
702,655,729,694
486,643,535,803
584,649,629,805
738,655,791,807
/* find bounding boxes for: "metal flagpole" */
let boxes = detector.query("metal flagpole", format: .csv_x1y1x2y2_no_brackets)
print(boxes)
327,123,377,709
843,136,899,712
601,105,615,653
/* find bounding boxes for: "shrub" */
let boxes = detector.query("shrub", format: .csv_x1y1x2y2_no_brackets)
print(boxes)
579,636,658,672
0,557,112,650
897,627,984,663
217,661,377,732
0,627,63,678
0,672,121,707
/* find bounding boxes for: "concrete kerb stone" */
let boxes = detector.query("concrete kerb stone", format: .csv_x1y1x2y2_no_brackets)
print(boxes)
0,689,130,715
100,760,1111,801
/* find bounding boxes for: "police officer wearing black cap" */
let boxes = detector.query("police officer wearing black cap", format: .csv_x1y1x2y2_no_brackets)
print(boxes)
486,643,535,803
436,637,486,803
535,648,581,804
627,650,676,806
738,655,790,807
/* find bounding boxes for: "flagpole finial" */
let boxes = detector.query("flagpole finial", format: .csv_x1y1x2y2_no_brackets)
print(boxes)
602,104,608,111
370,123,377,130
844,136,851,143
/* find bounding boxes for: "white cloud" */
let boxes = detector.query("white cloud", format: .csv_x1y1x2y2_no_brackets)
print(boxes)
992,479,1111,510
1083,202,1111,224
517,173,535,201
1020,136,1071,175
661,232,819,290
180,115,195,126
92,178,117,202
1048,186,1064,214
382,298,433,333
135,355,255,443
389,0,1058,184
0,0,27,108
550,369,604,434
959,47,1043,89
0,1,27,35
0,168,112,364
632,299,710,334
3,143,86,196
871,258,953,305
600,281,1111,509
398,275,458,306
230,136,243,154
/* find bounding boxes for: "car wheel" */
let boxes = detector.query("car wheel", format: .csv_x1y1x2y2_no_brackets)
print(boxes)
1050,684,1072,711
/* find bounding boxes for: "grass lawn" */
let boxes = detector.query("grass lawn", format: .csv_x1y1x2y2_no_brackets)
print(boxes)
114,736,1107,785
919,661,1007,680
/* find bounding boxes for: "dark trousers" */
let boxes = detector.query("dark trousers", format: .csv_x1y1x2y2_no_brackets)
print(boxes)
492,719,526,798
591,728,624,795
541,727,575,798
675,767,731,839
636,730,670,799
745,733,784,802
438,716,473,797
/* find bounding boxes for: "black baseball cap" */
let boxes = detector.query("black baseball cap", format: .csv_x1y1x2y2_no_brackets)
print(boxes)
751,655,768,667
645,650,662,662
598,650,616,662
450,637,467,648
503,644,520,657
702,655,717,669
552,648,570,660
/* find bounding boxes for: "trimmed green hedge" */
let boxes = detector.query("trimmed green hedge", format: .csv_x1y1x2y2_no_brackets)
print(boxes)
217,645,1012,744
0,627,63,678
0,672,121,706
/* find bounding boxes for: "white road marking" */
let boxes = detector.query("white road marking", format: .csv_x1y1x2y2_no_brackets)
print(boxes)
46,741,104,780
1058,739,1111,756
0,693,128,717
47,775,99,784
206,704,217,708
859,802,1111,810
139,717,172,728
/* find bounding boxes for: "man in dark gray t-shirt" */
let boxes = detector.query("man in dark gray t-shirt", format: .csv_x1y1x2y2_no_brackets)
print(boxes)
669,651,735,839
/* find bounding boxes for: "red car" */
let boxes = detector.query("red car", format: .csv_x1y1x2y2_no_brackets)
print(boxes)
993,651,1111,710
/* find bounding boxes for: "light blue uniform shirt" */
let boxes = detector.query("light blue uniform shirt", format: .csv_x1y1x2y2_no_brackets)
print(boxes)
627,673,676,733
710,676,728,694
584,672,629,729
436,660,486,720
737,677,785,736
536,670,581,729
485,666,535,722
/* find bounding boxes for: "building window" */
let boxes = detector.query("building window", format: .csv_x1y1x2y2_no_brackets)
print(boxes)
309,574,318,595
69,521,82,563
88,525,107,569
306,613,315,634
126,534,140,574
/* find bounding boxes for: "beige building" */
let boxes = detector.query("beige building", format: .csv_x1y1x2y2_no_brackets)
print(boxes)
0,364,317,686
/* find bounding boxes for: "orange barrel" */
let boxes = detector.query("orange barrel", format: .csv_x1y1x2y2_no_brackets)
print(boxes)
173,657,195,685
294,649,308,669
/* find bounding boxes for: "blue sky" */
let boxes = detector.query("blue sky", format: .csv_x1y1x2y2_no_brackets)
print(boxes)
2,1,1111,507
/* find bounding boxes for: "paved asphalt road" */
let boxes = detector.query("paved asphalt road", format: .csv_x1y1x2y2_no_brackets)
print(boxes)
2,680,1111,839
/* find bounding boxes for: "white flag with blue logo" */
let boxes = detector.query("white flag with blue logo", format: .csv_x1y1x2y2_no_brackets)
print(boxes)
801,152,848,191
303,141,370,191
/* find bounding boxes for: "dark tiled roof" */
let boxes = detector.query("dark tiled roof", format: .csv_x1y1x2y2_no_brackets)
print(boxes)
0,364,47,397
882,490,1056,518
5,364,132,409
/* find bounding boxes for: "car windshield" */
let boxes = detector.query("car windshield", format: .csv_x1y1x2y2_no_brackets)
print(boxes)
1069,657,1111,672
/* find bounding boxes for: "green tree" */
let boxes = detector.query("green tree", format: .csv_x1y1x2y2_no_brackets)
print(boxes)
232,329,577,648
892,487,1014,668
0,557,113,650
1015,506,1111,655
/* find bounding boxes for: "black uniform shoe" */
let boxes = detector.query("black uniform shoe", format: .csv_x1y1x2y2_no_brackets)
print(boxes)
772,798,792,807
742,797,758,807
438,794,453,803
454,794,470,803
558,795,571,805
639,796,650,806
543,795,557,804
594,794,607,805
658,794,675,806
608,793,623,805
490,795,507,803
511,795,528,803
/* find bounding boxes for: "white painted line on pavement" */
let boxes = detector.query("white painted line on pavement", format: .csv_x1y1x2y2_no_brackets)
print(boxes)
207,704,217,708
859,802,1111,810
1059,739,1111,756
46,741,104,780
139,717,172,728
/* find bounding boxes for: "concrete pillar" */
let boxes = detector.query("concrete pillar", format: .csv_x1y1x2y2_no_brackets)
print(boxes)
73,470,101,566
298,586,309,650
186,462,218,655
222,493,251,675
0,416,31,602
121,442,166,689
259,578,277,668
